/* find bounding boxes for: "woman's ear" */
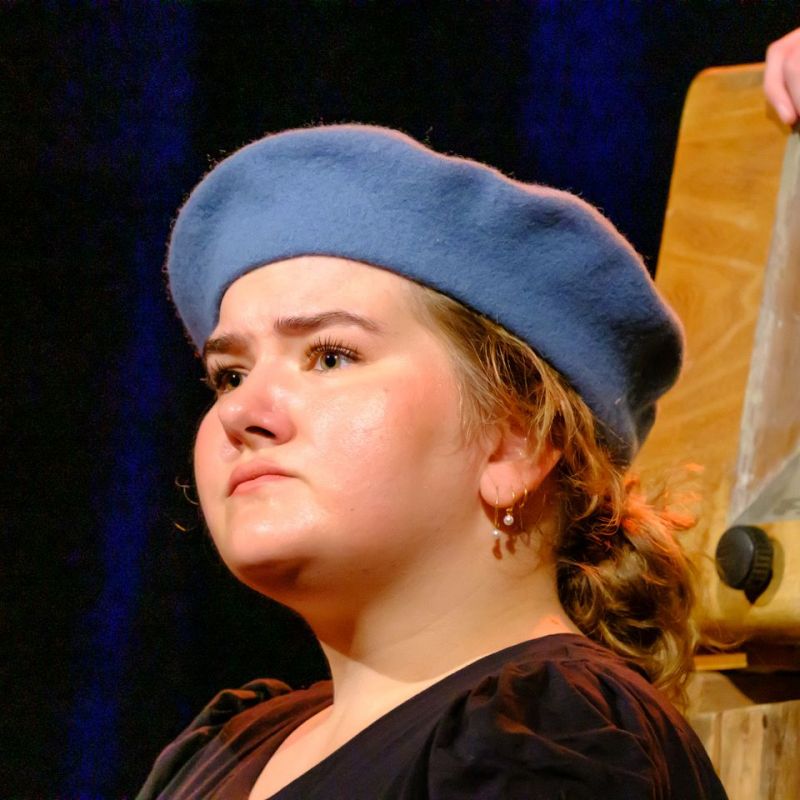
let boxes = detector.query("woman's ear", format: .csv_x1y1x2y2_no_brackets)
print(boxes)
478,421,561,508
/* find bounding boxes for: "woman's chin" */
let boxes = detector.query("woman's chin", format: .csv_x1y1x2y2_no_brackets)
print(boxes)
227,554,309,598
215,519,309,572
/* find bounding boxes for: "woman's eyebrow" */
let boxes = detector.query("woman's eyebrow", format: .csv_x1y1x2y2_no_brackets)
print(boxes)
202,311,384,363
202,333,248,364
273,311,384,335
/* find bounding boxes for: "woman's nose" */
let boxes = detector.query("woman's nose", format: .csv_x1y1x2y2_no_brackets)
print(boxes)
214,364,296,449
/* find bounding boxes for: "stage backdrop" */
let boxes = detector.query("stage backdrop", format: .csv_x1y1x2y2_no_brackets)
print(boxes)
3,3,798,797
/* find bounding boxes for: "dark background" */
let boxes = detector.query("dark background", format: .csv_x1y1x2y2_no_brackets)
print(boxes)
3,2,798,797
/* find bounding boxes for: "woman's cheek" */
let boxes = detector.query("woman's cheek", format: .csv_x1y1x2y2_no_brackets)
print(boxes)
319,378,450,497
312,390,395,476
193,410,227,530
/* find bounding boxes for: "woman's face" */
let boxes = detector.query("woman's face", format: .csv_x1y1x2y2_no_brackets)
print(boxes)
194,256,492,604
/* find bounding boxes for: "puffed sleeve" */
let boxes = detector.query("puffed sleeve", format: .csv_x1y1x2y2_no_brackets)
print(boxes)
423,658,727,800
135,678,291,800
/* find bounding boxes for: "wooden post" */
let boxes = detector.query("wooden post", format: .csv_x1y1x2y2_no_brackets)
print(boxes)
634,65,800,639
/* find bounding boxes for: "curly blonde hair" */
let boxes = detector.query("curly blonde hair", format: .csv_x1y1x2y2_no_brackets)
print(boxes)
412,283,698,706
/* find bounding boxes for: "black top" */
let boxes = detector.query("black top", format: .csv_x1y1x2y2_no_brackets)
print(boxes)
136,634,727,799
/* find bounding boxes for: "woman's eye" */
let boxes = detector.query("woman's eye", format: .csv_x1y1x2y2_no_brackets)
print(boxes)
317,350,346,370
206,368,245,393
307,339,359,372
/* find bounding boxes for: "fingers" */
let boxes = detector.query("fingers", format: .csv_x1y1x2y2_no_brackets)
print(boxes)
764,28,800,126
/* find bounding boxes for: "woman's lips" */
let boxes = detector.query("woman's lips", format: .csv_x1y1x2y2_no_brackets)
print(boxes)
231,473,291,495
227,461,294,496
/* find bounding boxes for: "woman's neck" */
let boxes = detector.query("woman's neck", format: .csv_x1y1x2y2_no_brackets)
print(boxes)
307,554,581,739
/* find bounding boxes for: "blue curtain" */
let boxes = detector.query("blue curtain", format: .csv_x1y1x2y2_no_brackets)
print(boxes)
60,9,196,795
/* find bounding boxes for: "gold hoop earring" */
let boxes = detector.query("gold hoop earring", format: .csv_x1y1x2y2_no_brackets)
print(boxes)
517,486,528,529
491,489,502,540
503,489,517,527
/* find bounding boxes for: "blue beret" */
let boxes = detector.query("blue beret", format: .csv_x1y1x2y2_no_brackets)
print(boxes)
167,124,683,462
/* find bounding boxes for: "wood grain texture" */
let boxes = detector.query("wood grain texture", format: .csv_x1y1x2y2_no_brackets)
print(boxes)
633,65,800,639
690,699,800,800
687,671,800,714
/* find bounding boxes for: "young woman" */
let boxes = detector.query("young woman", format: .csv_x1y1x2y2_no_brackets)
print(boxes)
137,125,727,799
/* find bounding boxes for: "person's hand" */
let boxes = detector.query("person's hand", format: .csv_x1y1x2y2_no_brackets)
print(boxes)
764,28,800,126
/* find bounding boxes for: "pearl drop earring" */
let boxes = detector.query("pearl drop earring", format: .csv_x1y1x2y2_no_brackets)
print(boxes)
491,502,502,540
503,490,516,527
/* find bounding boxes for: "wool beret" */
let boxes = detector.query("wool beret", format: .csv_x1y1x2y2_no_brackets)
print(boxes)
167,124,683,462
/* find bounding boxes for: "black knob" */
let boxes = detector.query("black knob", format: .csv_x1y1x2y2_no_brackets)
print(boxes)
715,525,773,602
